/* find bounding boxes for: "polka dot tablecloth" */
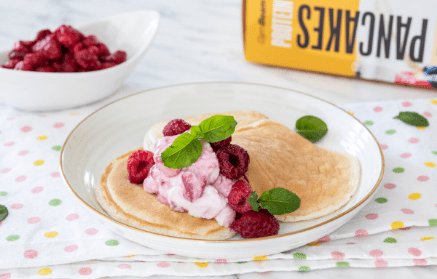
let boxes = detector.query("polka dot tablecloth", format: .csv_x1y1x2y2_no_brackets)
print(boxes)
0,98,436,278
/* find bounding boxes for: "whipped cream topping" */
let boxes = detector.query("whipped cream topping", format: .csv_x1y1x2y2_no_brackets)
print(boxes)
143,134,236,227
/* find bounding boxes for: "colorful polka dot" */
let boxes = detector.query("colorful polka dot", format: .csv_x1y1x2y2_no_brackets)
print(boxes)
374,259,388,267
355,230,368,237
6,235,20,241
369,249,383,258
431,99,437,105
33,160,44,166
31,187,44,194
417,126,426,130
391,221,404,230
401,208,414,214
423,111,432,117
409,193,421,200
331,251,345,260
317,235,331,242
375,197,387,203
105,239,119,246
52,145,62,151
124,255,136,258
386,129,396,135
53,122,64,128
413,259,427,266
11,203,23,209
44,231,58,238
306,242,320,246
293,252,306,260
84,228,98,235
408,137,419,143
336,262,350,267
364,121,373,125
4,142,14,147
117,264,131,269
66,214,79,221
69,112,79,115
383,237,397,243
392,167,404,173
424,162,435,168
37,268,52,275
49,199,62,206
421,237,434,241
373,106,383,112
380,144,388,150
433,151,437,155
402,101,412,107
298,266,311,272
7,117,15,120
0,168,11,173
400,153,411,158
347,242,355,245
366,213,379,220
429,219,437,226
24,250,38,259
21,126,32,132
0,192,7,196
194,262,209,268
78,267,92,275
15,175,27,182
215,259,227,264
50,172,60,178
408,247,422,256
37,135,48,140
64,245,78,252
18,150,29,156
253,256,267,261
28,217,41,224
157,262,170,268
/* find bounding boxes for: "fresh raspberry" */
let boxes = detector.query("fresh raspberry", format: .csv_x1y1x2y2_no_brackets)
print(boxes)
8,41,31,60
23,53,46,68
230,209,279,238
72,42,85,54
14,61,34,71
101,62,117,69
127,150,155,184
34,29,52,42
103,50,127,64
228,180,253,214
59,60,78,72
32,34,62,60
216,144,250,180
1,59,20,69
96,43,110,57
21,40,35,48
54,25,84,48
82,35,100,47
210,137,232,151
162,119,192,136
74,49,99,69
36,65,55,72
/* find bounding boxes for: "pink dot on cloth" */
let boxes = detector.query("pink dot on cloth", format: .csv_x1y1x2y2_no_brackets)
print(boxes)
408,137,419,143
31,187,44,194
402,101,412,107
21,126,32,132
380,144,388,150
401,208,414,214
78,267,92,275
413,259,427,266
399,227,411,231
384,183,396,189
64,245,78,252
15,175,27,182
400,153,411,158
423,111,432,117
0,222,2,228
11,204,23,209
408,247,422,256
157,262,171,268
66,214,79,221
355,230,368,237
50,172,60,178
215,259,227,264
417,175,429,182
117,264,131,269
374,259,389,267
318,235,331,242
23,250,38,259
0,273,11,279
373,106,383,112
7,117,15,120
346,242,355,245
366,213,379,220
53,122,64,128
28,217,41,224
1,168,11,173
331,251,345,260
4,142,14,147
18,150,29,156
84,228,98,235
370,249,383,258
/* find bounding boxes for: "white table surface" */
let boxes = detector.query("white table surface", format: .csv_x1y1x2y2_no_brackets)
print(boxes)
1,0,436,278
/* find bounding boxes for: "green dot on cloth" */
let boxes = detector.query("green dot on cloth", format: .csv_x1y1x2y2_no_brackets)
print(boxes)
364,121,374,126
393,167,405,173
237,261,247,264
52,145,62,151
384,237,397,243
105,239,119,246
6,235,20,241
298,266,311,272
375,198,387,203
385,129,396,135
429,219,437,226
48,199,62,206
336,262,350,268
0,192,7,196
432,151,437,155
293,252,307,260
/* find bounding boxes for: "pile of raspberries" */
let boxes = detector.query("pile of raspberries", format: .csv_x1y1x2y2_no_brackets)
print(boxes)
1,25,127,72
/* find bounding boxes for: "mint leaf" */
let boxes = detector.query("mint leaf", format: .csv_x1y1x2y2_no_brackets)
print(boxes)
258,188,301,215
161,133,203,169
198,115,237,143
0,205,8,222
295,115,328,143
248,191,260,212
190,125,204,138
394,112,429,127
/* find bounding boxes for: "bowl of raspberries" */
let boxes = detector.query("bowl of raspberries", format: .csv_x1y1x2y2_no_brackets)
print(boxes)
0,10,160,111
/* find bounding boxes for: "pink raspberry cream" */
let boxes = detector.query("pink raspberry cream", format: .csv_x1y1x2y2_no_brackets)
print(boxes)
143,135,236,227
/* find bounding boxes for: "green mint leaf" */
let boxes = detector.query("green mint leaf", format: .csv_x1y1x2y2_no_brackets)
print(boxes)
198,115,237,143
394,112,429,127
295,115,328,143
248,191,260,212
0,205,8,222
190,125,204,139
161,133,203,169
258,188,301,215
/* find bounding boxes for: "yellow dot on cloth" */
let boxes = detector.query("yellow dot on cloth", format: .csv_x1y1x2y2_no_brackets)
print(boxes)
37,268,52,275
69,112,79,115
37,135,48,141
409,193,422,200
306,242,321,246
421,237,434,241
431,99,437,105
124,255,136,258
391,221,404,230
44,231,58,238
253,255,268,261
348,111,354,115
417,126,426,130
194,262,209,268
33,160,45,166
425,162,436,168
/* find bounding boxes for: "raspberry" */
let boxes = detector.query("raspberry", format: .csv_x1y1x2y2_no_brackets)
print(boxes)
101,62,117,69
228,180,253,214
8,41,31,60
34,29,52,42
82,35,100,47
59,60,78,72
230,209,279,238
72,42,85,54
216,144,250,180
74,49,99,69
127,150,155,184
32,34,62,60
210,137,232,151
36,65,55,72
23,53,46,68
162,119,192,136
1,59,20,69
96,43,110,57
14,61,34,71
103,50,127,64
54,25,84,48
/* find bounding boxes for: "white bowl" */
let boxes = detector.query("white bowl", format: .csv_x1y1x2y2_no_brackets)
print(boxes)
61,82,384,259
0,10,160,111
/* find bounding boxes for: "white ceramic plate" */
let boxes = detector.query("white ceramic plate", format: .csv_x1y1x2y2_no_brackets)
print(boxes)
61,82,384,259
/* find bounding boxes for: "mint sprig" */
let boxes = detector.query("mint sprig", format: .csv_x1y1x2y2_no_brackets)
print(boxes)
295,115,328,143
249,188,301,215
0,205,8,222
394,111,429,127
161,115,237,169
